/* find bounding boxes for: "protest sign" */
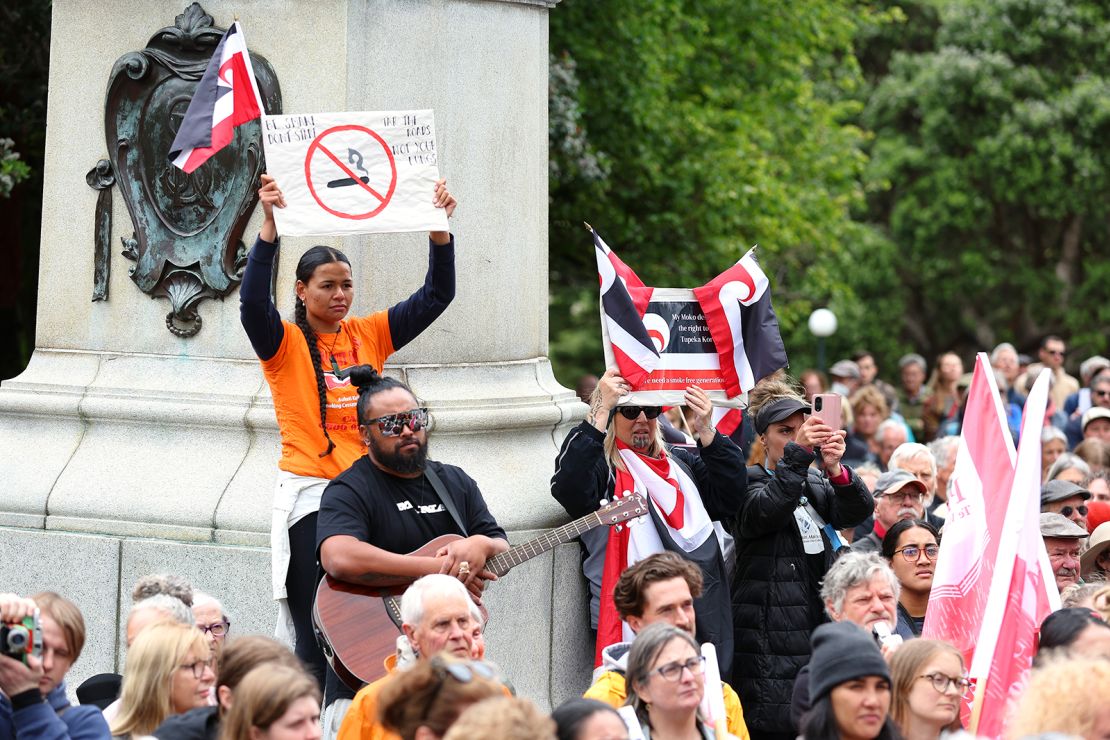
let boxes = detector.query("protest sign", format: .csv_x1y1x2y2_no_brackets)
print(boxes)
261,110,449,237
603,288,743,407
595,227,787,409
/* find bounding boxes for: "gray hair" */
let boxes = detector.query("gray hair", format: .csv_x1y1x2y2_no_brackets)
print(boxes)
399,574,471,629
877,419,907,443
898,353,926,372
1046,454,1091,482
192,591,229,623
990,343,1018,364
131,573,194,607
927,436,959,469
889,442,936,478
1041,426,1067,446
130,594,195,625
625,623,701,724
820,551,900,617
1080,356,1110,385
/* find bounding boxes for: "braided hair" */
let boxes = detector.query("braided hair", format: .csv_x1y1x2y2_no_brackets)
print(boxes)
347,365,411,425
294,245,352,458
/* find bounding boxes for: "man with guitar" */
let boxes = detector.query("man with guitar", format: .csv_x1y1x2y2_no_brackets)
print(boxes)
551,369,746,680
314,367,508,730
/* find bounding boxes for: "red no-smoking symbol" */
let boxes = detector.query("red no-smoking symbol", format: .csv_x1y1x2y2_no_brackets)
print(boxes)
304,125,398,220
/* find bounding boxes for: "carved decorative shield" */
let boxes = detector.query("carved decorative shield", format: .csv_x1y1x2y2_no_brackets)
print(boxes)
98,3,281,336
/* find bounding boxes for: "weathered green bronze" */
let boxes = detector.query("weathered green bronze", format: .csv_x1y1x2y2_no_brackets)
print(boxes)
87,159,114,302
95,3,281,336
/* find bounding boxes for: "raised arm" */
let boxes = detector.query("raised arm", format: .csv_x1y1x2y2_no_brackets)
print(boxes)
239,174,286,360
387,179,458,350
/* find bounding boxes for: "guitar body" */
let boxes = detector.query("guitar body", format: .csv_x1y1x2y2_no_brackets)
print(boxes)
313,534,463,688
312,496,648,690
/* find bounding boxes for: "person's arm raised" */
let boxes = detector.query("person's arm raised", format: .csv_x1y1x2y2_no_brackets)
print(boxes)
240,174,287,360
387,180,458,350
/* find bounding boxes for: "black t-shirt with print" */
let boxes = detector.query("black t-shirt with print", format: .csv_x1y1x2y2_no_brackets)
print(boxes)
315,456,506,558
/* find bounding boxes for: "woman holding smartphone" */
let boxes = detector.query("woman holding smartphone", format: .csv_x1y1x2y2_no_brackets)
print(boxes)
730,376,874,740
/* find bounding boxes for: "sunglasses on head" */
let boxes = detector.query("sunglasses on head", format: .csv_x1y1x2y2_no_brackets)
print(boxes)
364,408,429,436
616,406,663,420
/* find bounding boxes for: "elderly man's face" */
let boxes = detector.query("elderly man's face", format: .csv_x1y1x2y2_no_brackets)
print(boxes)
827,573,898,629
1044,537,1081,592
405,592,474,659
879,428,907,469
875,484,925,529
901,363,925,394
993,349,1020,383
1086,418,1110,444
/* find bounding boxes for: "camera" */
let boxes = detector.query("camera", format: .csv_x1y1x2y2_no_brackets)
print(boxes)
1,613,43,665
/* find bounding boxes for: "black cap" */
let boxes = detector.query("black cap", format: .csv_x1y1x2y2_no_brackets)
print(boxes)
754,397,810,434
808,622,890,700
75,672,122,709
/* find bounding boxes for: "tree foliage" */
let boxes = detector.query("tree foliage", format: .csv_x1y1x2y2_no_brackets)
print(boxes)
861,0,1110,364
548,0,898,386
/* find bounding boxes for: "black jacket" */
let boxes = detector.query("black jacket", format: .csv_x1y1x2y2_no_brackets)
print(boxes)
730,442,873,736
551,420,747,680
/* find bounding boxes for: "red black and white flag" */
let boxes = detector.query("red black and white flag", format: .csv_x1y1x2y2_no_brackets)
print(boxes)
168,21,264,173
692,248,788,397
594,229,659,388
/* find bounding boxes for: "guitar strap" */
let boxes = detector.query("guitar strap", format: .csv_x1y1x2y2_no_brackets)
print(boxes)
424,465,468,536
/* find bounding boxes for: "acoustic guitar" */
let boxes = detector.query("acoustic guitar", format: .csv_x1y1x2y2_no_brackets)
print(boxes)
312,494,648,689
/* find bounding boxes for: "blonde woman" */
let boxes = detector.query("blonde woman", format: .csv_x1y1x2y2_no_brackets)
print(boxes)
218,665,320,740
1007,657,1110,739
110,623,214,739
889,640,966,740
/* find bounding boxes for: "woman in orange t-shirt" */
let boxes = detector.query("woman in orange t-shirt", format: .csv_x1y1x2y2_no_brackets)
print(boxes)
239,174,457,687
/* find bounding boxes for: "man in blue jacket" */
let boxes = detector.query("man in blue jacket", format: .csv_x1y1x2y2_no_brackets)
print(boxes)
1,592,110,740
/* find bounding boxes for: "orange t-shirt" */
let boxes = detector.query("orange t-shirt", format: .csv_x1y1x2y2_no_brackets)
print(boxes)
261,313,394,479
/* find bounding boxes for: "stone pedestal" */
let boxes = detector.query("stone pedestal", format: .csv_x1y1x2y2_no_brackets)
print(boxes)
0,0,592,709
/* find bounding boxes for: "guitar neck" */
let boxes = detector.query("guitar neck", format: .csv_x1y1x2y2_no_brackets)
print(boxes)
487,510,605,577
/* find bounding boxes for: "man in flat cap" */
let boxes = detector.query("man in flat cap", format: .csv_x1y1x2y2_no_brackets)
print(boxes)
1040,512,1087,593
852,470,928,554
1041,479,1091,533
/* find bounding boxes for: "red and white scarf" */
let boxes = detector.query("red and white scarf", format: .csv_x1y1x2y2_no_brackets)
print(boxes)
596,441,715,664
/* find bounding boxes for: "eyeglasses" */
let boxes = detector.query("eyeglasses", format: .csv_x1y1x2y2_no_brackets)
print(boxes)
198,621,230,638
652,655,706,682
893,544,939,562
919,673,971,696
1093,390,1110,398
364,408,429,436
1045,349,1065,357
879,490,925,504
179,657,215,679
616,406,663,420
1059,505,1088,518
423,658,500,719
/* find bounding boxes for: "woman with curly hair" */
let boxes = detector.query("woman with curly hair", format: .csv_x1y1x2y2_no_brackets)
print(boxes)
376,655,503,740
730,376,873,740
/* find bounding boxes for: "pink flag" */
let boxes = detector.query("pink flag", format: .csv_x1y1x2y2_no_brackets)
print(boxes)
922,353,1015,663
968,368,1060,738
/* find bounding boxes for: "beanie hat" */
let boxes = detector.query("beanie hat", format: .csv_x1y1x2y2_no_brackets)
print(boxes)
808,622,891,700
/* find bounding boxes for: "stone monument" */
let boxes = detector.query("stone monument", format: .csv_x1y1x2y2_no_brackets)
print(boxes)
0,0,593,709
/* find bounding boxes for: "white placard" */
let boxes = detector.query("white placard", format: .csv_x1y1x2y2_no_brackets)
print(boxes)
261,110,449,237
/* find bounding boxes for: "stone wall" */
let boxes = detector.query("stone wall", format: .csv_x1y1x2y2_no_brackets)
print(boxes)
0,0,595,710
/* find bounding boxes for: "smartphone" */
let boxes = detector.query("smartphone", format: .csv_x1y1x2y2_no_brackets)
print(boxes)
812,393,842,430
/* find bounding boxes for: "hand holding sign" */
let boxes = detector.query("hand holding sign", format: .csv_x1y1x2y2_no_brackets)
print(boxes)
684,385,715,445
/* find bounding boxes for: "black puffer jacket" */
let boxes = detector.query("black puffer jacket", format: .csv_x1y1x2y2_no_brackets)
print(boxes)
729,442,873,737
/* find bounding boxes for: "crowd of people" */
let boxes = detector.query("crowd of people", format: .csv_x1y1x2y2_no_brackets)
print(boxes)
7,172,1110,740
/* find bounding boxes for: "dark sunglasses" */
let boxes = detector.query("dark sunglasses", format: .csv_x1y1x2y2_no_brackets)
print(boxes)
1093,389,1110,398
364,408,429,436
616,406,663,420
1059,505,1088,518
